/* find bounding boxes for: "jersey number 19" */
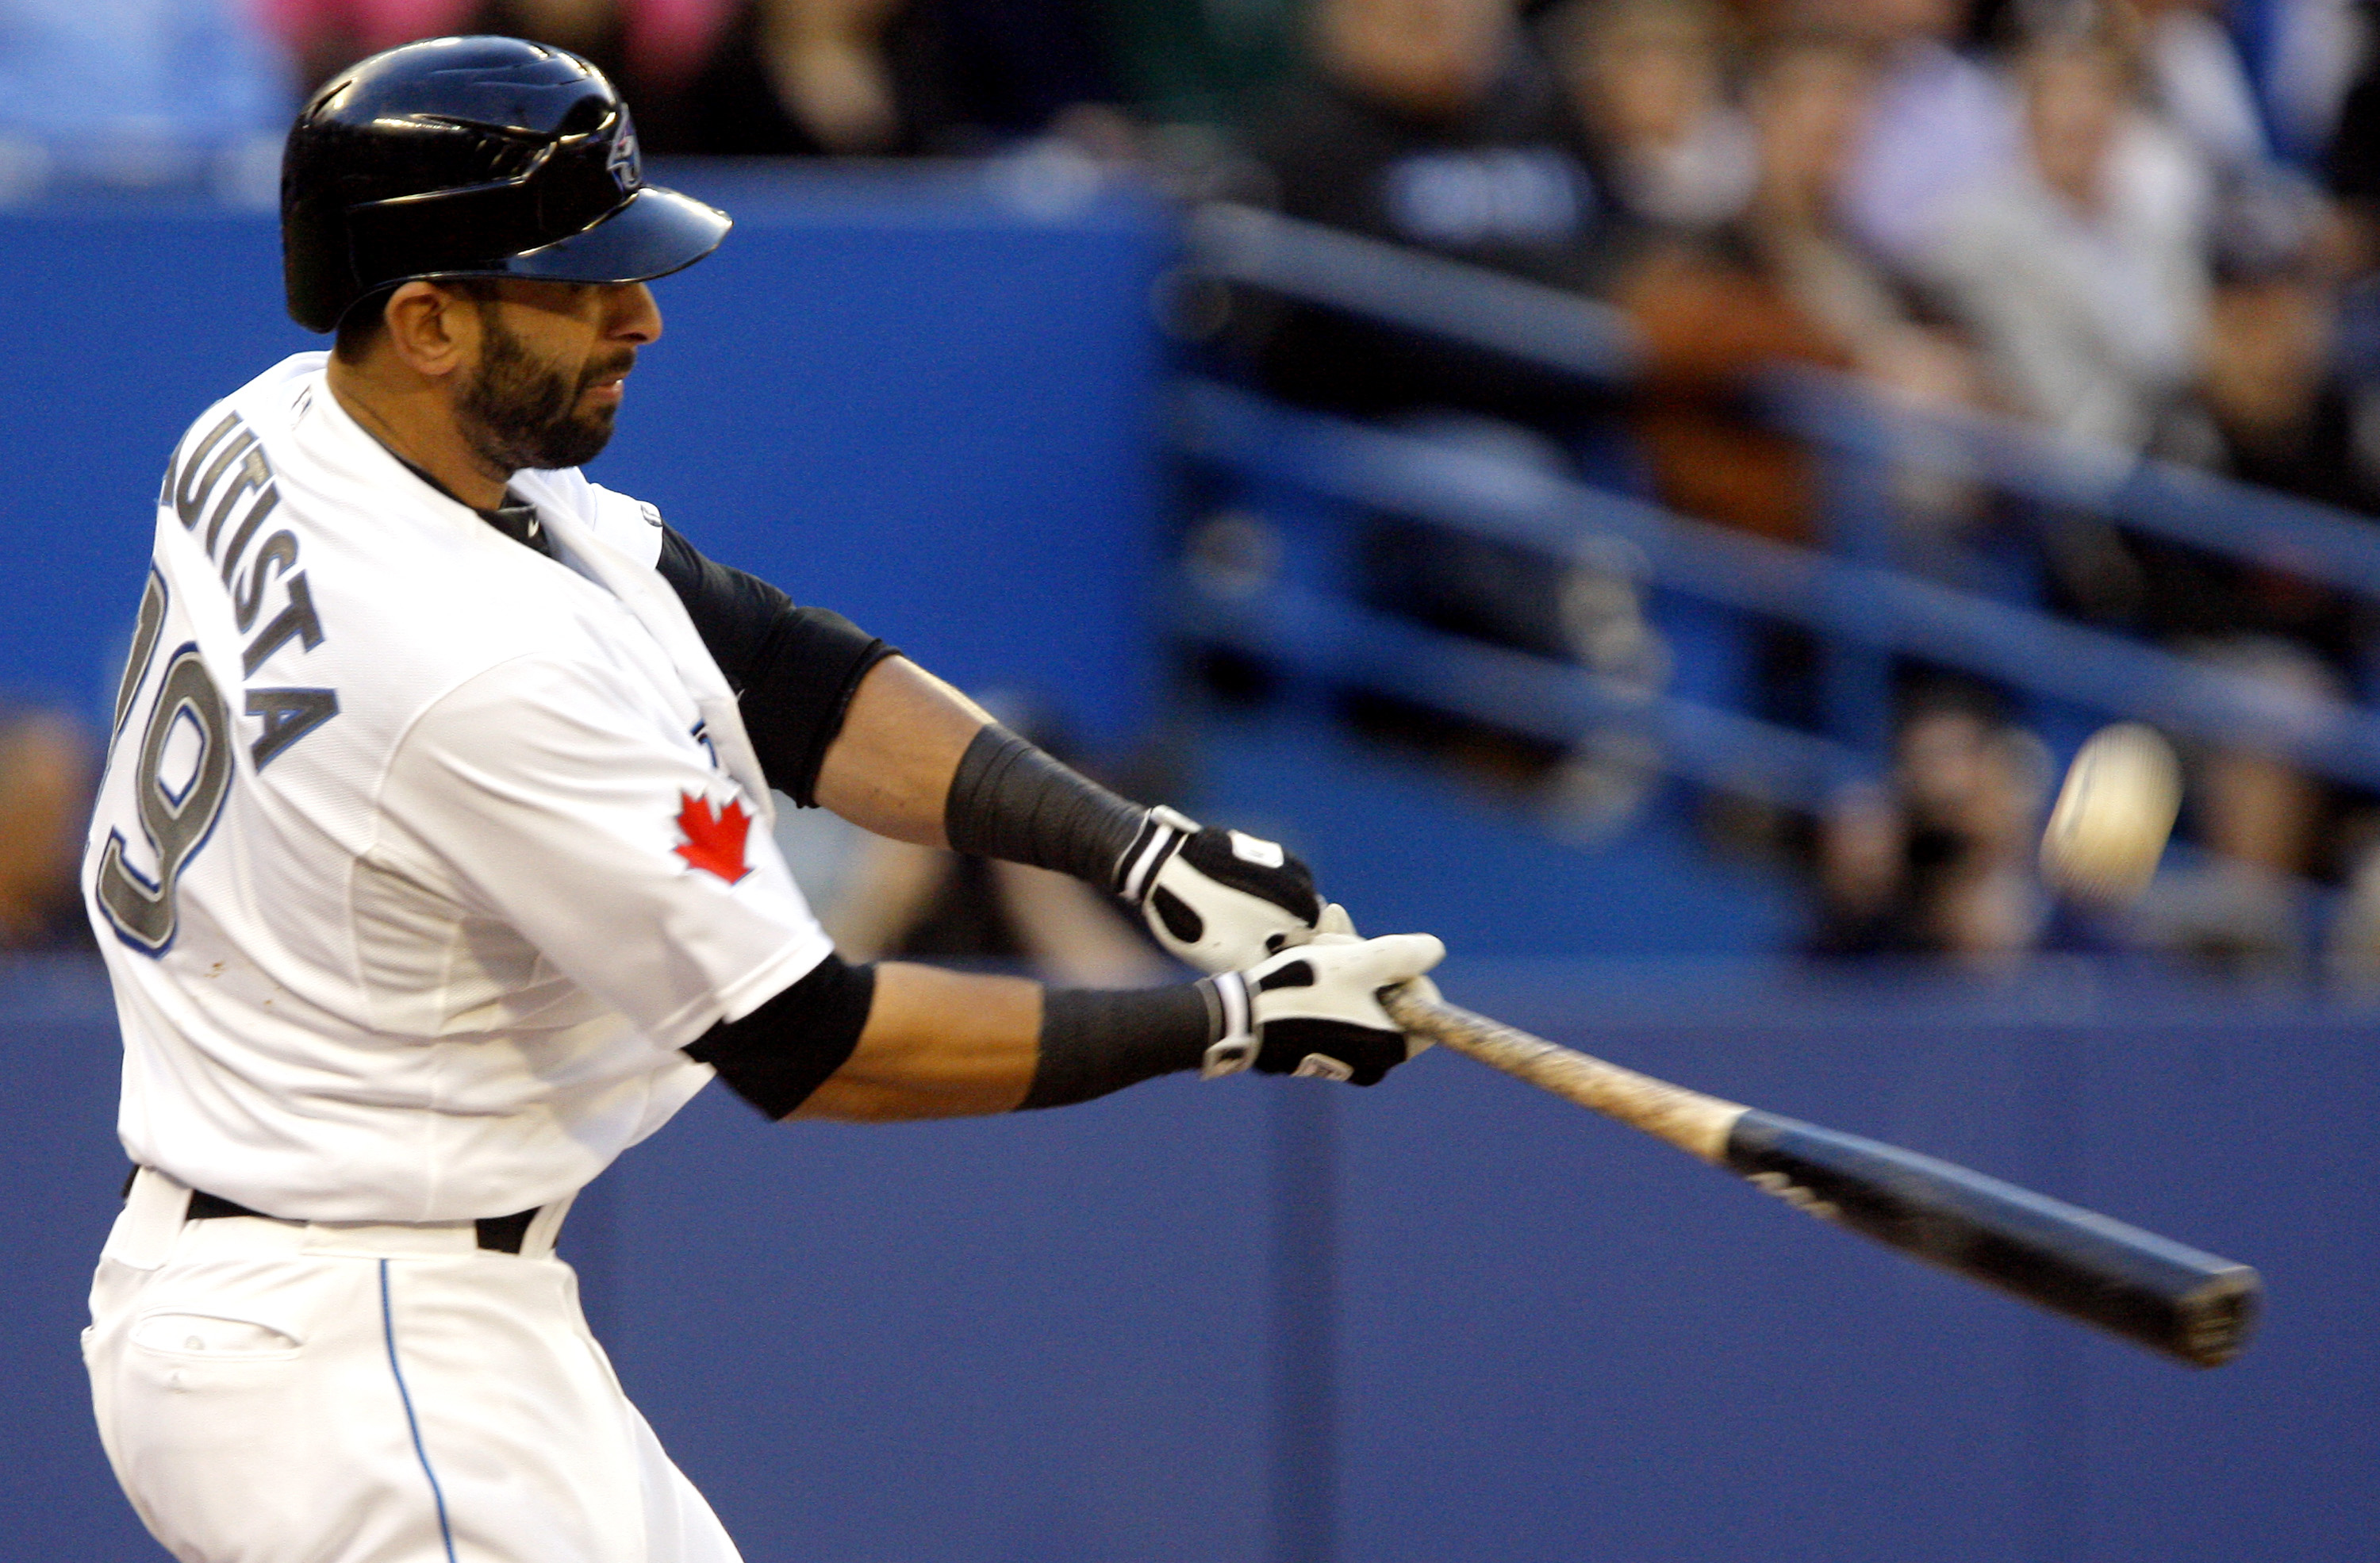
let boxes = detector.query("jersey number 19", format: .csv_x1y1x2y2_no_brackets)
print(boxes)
93,571,234,955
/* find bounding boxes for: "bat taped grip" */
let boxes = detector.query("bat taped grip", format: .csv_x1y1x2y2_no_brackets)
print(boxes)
1380,984,1745,1162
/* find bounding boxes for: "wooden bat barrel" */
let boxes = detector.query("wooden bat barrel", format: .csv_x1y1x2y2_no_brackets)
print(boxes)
1382,985,2262,1368
1722,1112,2260,1367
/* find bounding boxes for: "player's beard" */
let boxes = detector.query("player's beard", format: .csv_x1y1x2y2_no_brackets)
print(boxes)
456,310,629,474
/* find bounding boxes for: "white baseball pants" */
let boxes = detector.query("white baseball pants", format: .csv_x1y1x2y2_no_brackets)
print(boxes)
86,1169,743,1563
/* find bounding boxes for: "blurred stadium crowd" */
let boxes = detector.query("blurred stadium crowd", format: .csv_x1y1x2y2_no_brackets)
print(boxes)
12,0,2380,977
1182,0,2380,981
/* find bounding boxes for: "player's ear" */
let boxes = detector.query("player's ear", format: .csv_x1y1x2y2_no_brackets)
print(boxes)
380,280,476,381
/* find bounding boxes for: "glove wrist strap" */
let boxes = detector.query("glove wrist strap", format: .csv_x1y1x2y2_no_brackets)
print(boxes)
1198,970,1257,1079
1116,805,1199,901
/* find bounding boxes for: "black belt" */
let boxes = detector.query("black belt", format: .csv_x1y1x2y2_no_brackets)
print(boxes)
182,1187,541,1255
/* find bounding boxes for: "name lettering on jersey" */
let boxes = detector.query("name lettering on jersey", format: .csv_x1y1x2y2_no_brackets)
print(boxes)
170,414,253,530
201,444,271,559
240,576,325,676
246,689,340,770
230,532,298,633
160,412,341,769
214,485,279,586
674,793,753,884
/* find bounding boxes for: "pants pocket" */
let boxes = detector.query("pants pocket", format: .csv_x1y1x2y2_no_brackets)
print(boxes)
94,1268,379,1563
129,1310,303,1359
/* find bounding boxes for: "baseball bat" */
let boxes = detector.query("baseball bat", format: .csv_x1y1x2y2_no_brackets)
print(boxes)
1380,985,2261,1368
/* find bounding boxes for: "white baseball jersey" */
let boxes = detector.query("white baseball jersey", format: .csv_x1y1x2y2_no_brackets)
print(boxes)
83,351,833,1223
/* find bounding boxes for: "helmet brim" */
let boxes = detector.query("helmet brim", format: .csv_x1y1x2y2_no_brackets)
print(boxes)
475,185,730,287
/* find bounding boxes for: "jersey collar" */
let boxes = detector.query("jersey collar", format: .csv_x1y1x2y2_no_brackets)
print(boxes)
333,394,560,561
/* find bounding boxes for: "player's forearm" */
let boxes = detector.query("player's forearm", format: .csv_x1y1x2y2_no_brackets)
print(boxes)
811,646,1324,974
787,933,1447,1120
694,931,1444,1123
811,655,1150,885
791,963,1219,1122
811,657,991,846
792,962,1040,1120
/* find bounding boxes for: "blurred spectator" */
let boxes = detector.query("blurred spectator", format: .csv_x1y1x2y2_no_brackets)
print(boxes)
1914,25,2211,451
1808,697,2048,960
1276,0,1591,260
2125,0,2332,278
2197,272,2380,514
263,0,720,143
270,0,1110,152
0,709,94,954
2322,25,2380,271
2132,0,2265,176
1549,0,1756,232
2265,0,2368,164
1227,0,1676,809
667,0,1116,152
1613,29,1975,546
1098,0,1308,129
0,0,292,196
1828,0,2021,275
2129,647,2329,979
2044,271,2378,641
1741,31,1977,405
1240,0,1614,418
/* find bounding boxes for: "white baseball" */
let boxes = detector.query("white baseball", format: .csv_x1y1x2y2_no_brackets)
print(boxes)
2040,723,2182,904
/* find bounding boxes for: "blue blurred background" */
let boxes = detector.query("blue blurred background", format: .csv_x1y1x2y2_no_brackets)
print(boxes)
8,0,2380,1550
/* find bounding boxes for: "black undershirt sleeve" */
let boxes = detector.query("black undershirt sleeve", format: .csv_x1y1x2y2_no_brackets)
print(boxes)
654,525,896,808
685,952,878,1119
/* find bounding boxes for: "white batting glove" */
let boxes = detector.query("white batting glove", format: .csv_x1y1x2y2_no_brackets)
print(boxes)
1118,806,1323,973
1202,929,1445,1085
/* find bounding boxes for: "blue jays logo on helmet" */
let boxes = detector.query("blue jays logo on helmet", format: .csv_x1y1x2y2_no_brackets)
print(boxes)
607,120,640,191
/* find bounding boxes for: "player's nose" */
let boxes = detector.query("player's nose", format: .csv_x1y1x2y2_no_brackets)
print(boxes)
607,282,662,345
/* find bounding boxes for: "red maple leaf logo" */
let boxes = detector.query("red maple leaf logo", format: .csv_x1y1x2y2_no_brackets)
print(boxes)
674,793,753,883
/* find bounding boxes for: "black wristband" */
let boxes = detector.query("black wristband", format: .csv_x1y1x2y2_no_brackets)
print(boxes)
685,953,877,1119
1020,982,1223,1111
944,724,1147,888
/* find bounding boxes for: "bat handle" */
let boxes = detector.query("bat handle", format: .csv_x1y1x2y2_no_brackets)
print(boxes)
1382,983,1746,1163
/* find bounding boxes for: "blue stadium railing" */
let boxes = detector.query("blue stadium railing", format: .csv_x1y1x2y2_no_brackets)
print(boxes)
1173,202,2380,797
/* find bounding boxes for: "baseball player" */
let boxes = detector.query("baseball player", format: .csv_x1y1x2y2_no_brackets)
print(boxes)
81,36,1444,1563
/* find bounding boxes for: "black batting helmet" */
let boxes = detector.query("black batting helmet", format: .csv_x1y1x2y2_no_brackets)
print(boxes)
281,36,731,332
